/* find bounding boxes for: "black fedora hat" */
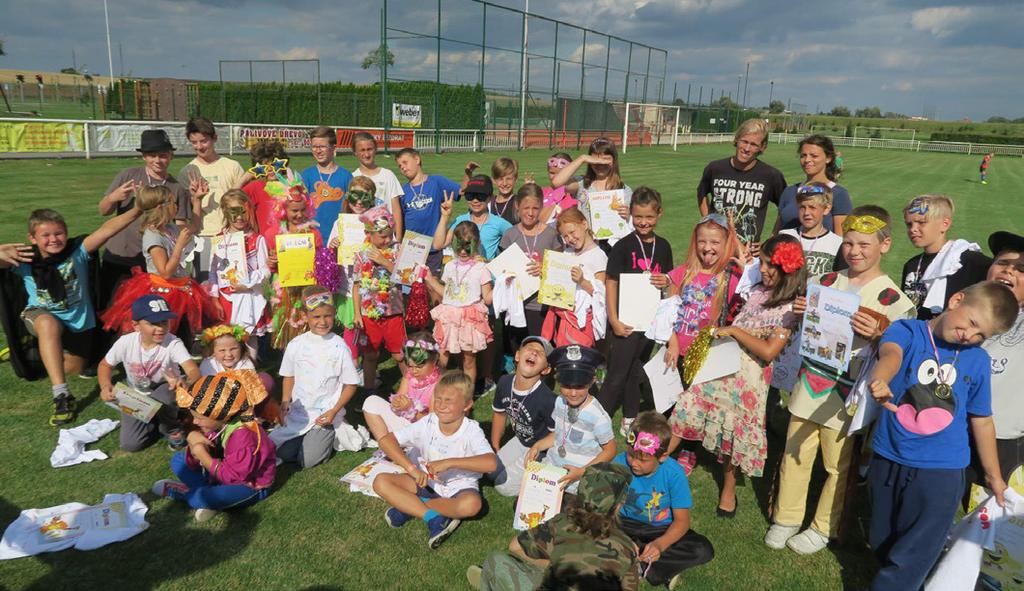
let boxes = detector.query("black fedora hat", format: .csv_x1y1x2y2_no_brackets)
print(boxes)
137,129,175,153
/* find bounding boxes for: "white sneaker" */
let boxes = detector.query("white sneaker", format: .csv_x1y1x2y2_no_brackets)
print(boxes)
764,523,800,549
786,528,829,555
152,479,189,498
619,417,635,438
194,508,220,522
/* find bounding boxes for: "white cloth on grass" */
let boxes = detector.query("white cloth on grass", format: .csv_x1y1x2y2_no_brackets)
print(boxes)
50,419,120,468
0,493,149,560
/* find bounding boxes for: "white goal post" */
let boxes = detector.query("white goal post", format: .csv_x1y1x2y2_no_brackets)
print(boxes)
621,102,681,152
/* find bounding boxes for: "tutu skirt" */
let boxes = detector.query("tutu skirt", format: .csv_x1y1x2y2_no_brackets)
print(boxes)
100,268,219,336
431,302,493,354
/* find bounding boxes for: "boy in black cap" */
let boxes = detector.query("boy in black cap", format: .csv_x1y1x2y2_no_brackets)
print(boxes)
432,174,513,261
489,336,556,496
525,344,616,494
97,129,204,312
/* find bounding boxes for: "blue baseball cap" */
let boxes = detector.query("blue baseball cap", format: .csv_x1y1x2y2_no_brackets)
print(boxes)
131,295,177,323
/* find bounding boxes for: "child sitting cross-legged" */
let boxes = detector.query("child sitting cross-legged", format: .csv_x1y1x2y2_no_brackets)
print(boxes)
374,371,497,550
615,412,714,589
488,336,557,497
98,295,201,452
152,370,276,522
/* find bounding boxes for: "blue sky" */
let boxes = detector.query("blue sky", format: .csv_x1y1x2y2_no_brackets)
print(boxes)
3,0,1022,121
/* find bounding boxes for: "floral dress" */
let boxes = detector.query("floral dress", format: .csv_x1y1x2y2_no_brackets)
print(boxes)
670,284,798,477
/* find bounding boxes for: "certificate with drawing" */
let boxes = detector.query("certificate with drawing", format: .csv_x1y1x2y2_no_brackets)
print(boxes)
799,283,861,372
340,456,405,498
105,383,162,423
538,250,576,310
587,189,630,240
513,462,567,531
487,243,539,300
618,274,661,330
212,231,248,286
276,233,316,287
336,214,367,266
391,231,432,285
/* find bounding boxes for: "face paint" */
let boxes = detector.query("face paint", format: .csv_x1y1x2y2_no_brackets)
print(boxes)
224,206,249,222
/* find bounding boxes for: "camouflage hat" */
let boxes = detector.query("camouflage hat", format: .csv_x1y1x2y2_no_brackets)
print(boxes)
576,462,633,514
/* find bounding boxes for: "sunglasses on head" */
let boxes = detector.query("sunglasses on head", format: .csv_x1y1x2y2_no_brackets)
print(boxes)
797,185,827,196
698,213,728,228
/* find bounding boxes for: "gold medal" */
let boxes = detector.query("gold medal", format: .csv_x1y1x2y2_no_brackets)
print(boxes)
935,383,952,400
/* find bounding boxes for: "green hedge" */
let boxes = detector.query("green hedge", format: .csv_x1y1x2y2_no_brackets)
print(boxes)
192,81,485,128
929,132,1024,145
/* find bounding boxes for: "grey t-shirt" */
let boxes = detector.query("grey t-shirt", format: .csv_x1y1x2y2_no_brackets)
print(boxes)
499,224,562,310
103,167,191,258
142,226,193,278
984,312,1024,439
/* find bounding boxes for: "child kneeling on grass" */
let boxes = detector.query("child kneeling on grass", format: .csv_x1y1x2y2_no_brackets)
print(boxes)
467,462,640,591
866,281,1019,590
615,412,714,589
152,370,276,522
374,370,497,549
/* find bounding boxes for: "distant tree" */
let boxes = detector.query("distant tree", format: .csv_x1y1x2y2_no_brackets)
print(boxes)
829,105,851,117
361,45,395,70
987,116,1010,123
769,100,785,114
1014,117,1024,124
883,111,906,119
855,106,882,118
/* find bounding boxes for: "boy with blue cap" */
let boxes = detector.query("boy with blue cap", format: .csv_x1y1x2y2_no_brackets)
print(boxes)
525,344,616,494
98,294,201,452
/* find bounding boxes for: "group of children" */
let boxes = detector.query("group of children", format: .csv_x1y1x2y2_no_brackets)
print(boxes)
1,116,1021,590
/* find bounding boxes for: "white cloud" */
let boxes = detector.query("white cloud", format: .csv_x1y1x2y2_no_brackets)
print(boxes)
260,47,320,60
910,6,973,38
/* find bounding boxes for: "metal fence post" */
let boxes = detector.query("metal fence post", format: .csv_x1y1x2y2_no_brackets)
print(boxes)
435,0,441,154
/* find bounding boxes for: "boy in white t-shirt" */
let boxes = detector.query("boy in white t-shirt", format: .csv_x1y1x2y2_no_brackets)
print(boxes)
374,371,497,549
180,117,246,278
350,131,405,238
271,285,361,469
98,295,200,452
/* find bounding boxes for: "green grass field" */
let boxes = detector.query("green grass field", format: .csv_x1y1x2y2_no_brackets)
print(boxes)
0,144,1021,590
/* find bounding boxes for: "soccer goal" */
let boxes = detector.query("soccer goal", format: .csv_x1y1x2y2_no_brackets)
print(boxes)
621,102,681,152
854,126,917,141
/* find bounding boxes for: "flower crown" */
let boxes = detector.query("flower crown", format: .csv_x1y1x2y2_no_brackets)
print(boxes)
359,206,395,233
404,338,439,352
770,242,805,274
200,324,248,345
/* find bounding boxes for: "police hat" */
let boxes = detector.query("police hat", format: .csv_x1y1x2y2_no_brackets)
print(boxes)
547,344,604,387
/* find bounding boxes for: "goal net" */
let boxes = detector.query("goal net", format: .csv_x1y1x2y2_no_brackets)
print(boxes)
620,102,681,152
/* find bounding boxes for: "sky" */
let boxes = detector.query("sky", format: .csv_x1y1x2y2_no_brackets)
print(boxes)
3,0,1022,121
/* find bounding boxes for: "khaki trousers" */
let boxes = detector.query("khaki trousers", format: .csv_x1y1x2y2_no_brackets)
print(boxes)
773,415,855,537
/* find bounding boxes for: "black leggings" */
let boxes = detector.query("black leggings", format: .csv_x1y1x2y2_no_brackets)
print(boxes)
596,332,653,420
619,518,714,586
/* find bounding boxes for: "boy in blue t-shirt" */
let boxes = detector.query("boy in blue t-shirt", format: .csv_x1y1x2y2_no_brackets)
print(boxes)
2,206,143,426
301,126,354,235
396,148,462,272
613,411,713,588
868,281,1020,590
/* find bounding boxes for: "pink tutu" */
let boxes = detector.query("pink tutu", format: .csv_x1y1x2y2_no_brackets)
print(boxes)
431,302,493,354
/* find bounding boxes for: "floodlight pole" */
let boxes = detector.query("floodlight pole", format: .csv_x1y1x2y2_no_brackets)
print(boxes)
518,0,529,150
103,0,115,88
